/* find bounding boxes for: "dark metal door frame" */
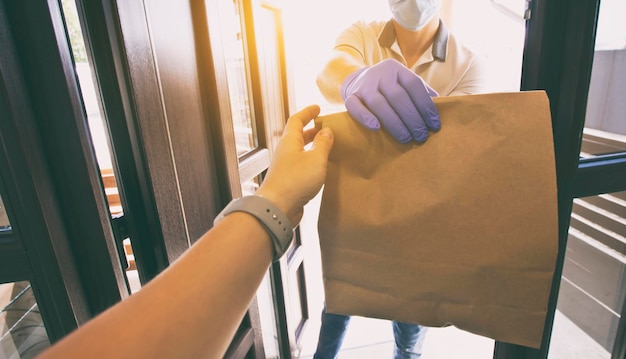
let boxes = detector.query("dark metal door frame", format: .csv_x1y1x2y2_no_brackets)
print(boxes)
73,0,172,284
0,0,130,340
494,0,626,358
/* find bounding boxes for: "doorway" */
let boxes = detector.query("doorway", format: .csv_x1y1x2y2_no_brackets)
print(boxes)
281,0,527,357
281,0,626,358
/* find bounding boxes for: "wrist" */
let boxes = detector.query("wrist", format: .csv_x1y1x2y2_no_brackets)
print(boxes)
254,188,288,219
340,66,368,100
214,195,293,261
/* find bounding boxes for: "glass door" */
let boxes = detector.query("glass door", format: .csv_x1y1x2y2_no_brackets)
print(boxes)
1,0,130,346
286,0,626,358
1,280,51,358
0,194,51,358
496,0,626,357
211,0,315,357
548,0,626,357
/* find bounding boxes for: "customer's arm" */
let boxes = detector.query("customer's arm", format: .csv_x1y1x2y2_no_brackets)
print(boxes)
39,104,334,359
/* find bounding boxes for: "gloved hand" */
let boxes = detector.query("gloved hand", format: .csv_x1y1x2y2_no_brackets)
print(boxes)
341,58,440,143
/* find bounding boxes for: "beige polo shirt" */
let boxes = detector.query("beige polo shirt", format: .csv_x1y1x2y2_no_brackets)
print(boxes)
333,20,489,96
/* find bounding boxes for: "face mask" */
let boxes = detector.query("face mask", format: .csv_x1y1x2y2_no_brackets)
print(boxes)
389,0,441,31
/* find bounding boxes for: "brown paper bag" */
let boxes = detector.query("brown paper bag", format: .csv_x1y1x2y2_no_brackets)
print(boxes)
315,91,558,348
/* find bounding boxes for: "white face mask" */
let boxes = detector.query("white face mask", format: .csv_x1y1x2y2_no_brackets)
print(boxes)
389,0,441,31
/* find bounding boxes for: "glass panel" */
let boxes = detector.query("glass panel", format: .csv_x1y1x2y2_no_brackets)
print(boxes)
60,0,138,290
286,0,525,356
61,0,115,174
548,191,626,358
0,281,51,358
217,0,259,157
581,0,626,157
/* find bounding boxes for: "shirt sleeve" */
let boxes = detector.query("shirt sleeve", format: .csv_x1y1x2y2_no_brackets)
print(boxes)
448,54,491,95
332,21,368,64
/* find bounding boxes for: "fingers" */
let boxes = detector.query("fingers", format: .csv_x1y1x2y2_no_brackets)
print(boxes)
379,79,429,143
257,105,330,224
311,127,334,158
342,58,440,143
302,127,319,145
284,105,321,136
345,96,380,130
398,74,441,132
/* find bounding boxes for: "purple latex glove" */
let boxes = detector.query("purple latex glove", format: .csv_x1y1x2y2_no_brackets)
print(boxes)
340,58,440,143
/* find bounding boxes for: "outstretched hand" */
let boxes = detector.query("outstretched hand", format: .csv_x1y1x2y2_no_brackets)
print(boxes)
256,105,334,225
341,58,440,143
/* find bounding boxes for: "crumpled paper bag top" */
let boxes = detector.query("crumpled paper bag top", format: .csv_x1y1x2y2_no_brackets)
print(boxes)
315,91,558,348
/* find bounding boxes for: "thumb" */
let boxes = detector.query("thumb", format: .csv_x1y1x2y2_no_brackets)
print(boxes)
312,127,334,159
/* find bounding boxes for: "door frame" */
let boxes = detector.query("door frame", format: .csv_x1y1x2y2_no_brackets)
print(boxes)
495,0,626,358
0,0,129,340
73,0,173,284
0,6,79,339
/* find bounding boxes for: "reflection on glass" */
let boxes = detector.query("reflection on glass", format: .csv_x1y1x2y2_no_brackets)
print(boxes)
0,281,51,358
549,191,626,358
582,0,626,157
217,0,258,157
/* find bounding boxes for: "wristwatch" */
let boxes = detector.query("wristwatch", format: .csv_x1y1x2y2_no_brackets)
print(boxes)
214,195,293,261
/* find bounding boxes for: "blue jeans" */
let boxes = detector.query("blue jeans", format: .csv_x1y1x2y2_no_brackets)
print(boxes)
313,307,427,359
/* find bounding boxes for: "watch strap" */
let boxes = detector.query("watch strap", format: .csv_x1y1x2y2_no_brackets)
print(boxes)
214,195,293,261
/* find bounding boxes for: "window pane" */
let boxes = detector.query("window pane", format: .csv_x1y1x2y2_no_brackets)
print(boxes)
217,0,259,157
581,0,626,157
0,281,51,358
548,191,626,358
